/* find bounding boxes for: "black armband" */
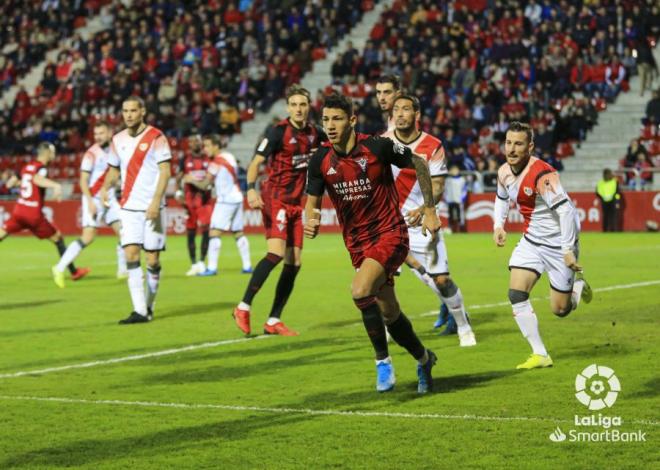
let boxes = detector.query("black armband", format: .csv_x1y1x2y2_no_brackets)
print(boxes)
247,182,256,190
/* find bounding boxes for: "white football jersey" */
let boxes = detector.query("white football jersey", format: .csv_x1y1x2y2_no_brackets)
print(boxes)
381,129,447,215
108,125,171,211
80,143,116,199
208,151,243,204
496,156,579,248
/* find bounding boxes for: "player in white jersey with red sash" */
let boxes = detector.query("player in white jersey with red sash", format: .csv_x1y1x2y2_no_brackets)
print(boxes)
493,121,592,369
184,134,252,276
52,121,127,287
383,94,476,347
100,96,172,324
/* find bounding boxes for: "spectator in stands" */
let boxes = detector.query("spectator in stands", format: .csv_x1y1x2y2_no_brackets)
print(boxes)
534,122,554,156
624,138,648,167
645,89,660,124
604,56,626,102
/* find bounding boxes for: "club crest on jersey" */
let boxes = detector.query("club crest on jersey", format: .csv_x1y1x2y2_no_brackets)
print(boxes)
308,135,315,143
139,143,149,151
523,186,533,196
289,137,297,144
326,167,337,175
356,158,368,171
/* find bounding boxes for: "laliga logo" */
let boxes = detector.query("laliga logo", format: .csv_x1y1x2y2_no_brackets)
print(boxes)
575,364,620,410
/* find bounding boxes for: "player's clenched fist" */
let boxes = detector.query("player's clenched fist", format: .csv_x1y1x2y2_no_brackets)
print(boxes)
421,207,441,239
563,251,582,272
247,188,264,209
304,217,320,239
493,227,507,247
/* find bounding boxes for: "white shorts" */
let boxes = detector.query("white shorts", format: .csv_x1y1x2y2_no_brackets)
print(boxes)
119,208,167,251
210,202,244,232
407,225,450,275
509,236,578,293
82,196,120,228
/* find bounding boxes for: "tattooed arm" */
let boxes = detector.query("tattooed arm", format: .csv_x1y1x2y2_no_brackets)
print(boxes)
411,154,441,237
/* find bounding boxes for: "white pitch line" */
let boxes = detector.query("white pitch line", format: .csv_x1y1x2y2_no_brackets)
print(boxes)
417,279,660,317
0,395,657,426
0,335,272,379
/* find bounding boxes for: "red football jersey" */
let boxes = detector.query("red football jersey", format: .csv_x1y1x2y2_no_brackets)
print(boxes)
16,160,48,214
307,134,413,252
180,154,211,205
256,118,326,205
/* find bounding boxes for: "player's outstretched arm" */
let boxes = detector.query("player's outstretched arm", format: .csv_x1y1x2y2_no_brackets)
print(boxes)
146,161,171,220
33,173,63,202
411,154,441,237
406,175,445,227
304,195,322,239
246,154,265,209
5,174,18,189
183,173,213,191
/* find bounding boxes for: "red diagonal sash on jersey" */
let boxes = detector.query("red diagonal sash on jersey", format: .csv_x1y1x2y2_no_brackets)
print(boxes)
90,167,109,196
119,127,161,207
394,169,417,209
214,155,241,191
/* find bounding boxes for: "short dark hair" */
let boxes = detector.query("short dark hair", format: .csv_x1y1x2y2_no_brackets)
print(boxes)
393,93,420,112
203,134,223,148
376,74,401,90
322,93,353,116
507,121,534,143
94,120,111,129
123,95,145,108
286,84,311,103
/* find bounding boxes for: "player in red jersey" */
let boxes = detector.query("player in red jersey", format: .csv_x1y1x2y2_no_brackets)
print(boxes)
305,93,441,393
175,134,213,276
0,142,88,280
232,85,326,336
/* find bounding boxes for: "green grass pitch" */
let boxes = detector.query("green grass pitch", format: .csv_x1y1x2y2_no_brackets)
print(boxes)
0,232,658,469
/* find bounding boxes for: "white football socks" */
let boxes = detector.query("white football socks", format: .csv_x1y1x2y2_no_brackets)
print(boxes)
146,265,161,310
236,235,251,270
207,237,221,271
440,288,472,335
127,266,147,316
56,240,84,272
116,243,127,273
572,278,585,310
512,300,548,357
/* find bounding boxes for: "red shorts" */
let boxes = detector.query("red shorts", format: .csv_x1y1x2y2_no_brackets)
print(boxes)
4,209,57,239
261,196,303,248
349,228,409,283
185,202,213,230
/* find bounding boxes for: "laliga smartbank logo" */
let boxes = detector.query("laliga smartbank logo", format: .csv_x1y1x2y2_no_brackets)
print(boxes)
548,364,647,443
575,364,620,410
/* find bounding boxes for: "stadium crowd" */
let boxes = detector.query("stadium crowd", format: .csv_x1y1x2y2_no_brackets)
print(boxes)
328,0,659,190
0,0,659,193
0,0,374,157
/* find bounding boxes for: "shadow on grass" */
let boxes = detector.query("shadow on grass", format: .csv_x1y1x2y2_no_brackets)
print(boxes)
142,343,363,384
157,302,236,320
553,343,636,360
1,412,310,468
0,299,63,311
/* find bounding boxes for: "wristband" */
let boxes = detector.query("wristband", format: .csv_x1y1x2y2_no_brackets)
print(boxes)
247,182,256,190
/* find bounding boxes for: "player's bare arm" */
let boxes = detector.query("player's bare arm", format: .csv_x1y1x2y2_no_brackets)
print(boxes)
79,171,96,218
146,161,171,221
406,175,445,227
246,154,265,209
100,166,120,207
304,195,322,239
182,173,212,191
5,173,18,189
33,173,63,202
410,154,441,237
